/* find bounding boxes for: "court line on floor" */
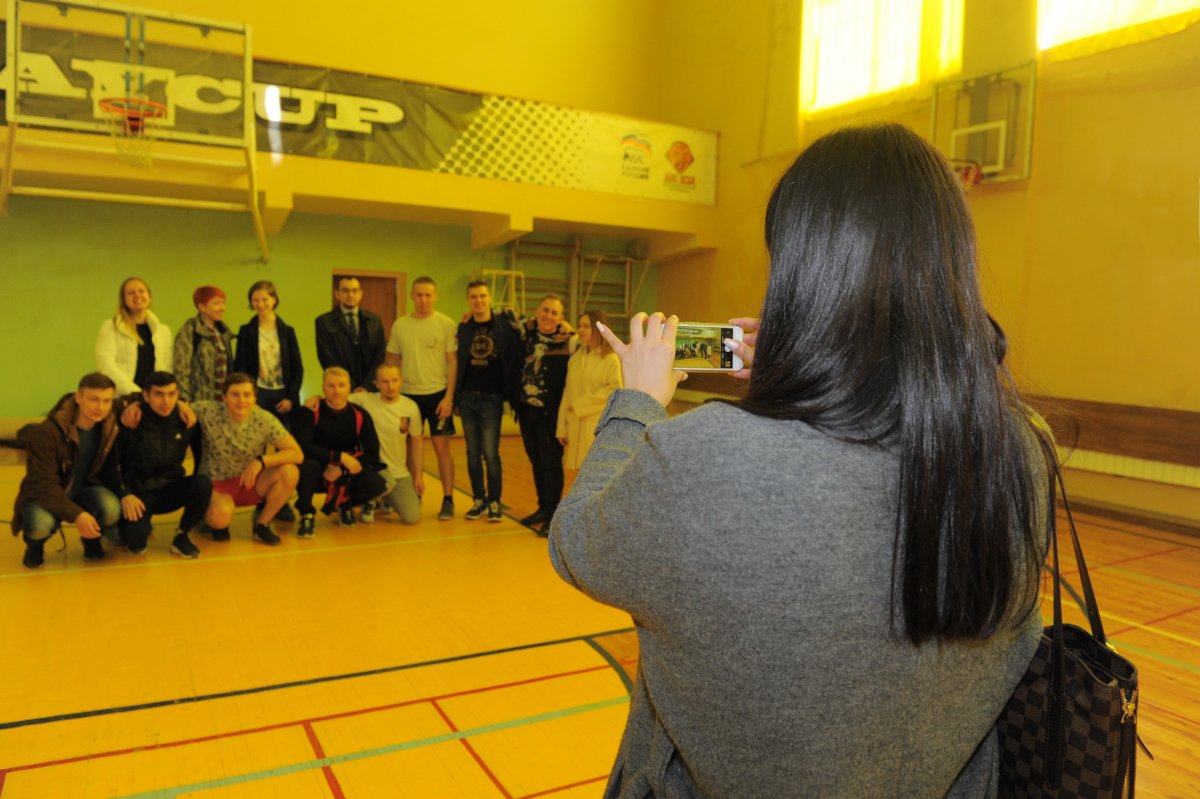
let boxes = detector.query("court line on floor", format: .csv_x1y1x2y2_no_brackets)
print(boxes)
1109,602,1200,639
1106,638,1200,674
1068,514,1200,552
432,698,513,799
519,775,610,799
302,721,346,799
584,636,635,693
0,658,637,780
0,526,531,581
1057,546,1185,577
0,626,635,731
110,696,632,799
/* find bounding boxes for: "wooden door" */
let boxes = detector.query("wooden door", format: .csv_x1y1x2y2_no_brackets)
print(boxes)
332,273,405,335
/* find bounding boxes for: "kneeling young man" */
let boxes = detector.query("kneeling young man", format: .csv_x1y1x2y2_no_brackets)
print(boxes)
117,371,212,559
295,367,388,535
192,373,302,545
350,363,424,525
12,373,122,568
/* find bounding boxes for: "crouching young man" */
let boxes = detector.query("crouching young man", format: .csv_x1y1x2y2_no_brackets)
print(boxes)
192,373,302,545
350,363,424,525
11,373,122,568
117,371,212,559
294,367,387,535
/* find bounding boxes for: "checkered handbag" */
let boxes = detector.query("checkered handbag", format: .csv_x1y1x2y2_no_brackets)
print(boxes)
997,465,1146,798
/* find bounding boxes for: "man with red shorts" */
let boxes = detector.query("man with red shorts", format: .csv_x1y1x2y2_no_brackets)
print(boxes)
192,373,303,545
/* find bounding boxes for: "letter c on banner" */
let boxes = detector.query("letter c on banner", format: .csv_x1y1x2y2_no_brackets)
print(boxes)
171,75,242,114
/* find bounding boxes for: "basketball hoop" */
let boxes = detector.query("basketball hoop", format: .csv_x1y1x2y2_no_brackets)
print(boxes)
948,159,983,193
99,97,168,167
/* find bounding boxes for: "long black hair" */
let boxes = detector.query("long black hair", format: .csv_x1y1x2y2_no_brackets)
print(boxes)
741,123,1049,644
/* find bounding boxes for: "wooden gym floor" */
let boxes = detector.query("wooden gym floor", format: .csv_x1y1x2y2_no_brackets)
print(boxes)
0,436,1195,797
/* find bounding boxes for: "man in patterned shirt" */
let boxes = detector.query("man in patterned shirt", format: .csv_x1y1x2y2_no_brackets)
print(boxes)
192,373,303,545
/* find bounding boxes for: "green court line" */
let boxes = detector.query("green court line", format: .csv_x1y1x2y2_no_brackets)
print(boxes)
114,694,630,799
0,527,529,581
1100,565,1200,598
1107,638,1200,674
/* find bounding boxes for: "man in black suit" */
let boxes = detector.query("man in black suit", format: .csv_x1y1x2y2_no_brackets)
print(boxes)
315,276,387,392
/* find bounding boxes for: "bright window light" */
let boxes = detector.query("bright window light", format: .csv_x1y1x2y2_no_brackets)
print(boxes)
1038,0,1200,50
801,0,963,114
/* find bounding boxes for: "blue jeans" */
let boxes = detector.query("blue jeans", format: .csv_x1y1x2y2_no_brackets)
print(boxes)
22,485,121,542
459,391,504,502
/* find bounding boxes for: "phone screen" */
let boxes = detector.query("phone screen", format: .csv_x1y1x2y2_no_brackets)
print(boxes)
674,325,735,369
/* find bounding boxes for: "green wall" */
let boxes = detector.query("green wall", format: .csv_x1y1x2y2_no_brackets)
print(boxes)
0,197,651,417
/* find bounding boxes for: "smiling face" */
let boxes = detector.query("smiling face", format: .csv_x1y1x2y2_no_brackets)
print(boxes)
467,285,491,319
223,380,257,420
576,314,593,348
536,297,564,334
144,382,180,417
122,279,151,315
411,281,437,317
335,278,362,311
250,288,277,318
197,296,226,324
74,387,115,426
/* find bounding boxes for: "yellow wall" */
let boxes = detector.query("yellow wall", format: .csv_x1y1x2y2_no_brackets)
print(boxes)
651,0,1199,523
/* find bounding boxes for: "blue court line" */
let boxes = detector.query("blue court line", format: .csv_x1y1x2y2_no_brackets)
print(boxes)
0,626,635,731
114,694,631,799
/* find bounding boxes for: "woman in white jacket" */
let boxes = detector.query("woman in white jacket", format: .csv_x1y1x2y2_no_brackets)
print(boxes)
557,309,622,470
95,277,173,395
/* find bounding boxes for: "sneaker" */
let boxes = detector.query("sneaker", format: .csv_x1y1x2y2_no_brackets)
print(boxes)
487,501,502,523
252,523,281,546
170,532,200,559
376,499,393,515
339,507,356,527
297,514,316,538
360,501,376,524
22,540,45,569
210,527,231,542
101,528,124,548
519,510,546,527
464,499,487,521
127,541,148,556
438,497,454,521
82,538,105,561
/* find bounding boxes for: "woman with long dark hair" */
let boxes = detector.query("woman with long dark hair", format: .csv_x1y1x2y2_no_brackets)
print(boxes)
549,123,1051,797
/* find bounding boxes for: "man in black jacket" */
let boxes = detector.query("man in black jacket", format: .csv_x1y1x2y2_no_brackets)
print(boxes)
314,276,386,392
293,367,387,535
117,372,212,559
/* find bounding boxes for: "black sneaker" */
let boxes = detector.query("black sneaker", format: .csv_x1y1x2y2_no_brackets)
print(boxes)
438,497,454,521
360,501,376,523
465,499,486,520
297,514,316,538
22,540,45,569
519,510,546,527
487,501,502,523
252,523,281,546
171,532,200,559
210,527,231,542
82,538,105,561
339,507,356,527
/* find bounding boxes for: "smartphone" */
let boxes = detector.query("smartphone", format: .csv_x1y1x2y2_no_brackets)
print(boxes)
672,323,743,371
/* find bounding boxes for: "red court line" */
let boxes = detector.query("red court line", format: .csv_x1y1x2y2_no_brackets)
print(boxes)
432,699,513,799
303,721,347,799
0,658,637,778
1108,601,1200,638
517,774,610,798
1140,700,1200,729
1057,546,1184,577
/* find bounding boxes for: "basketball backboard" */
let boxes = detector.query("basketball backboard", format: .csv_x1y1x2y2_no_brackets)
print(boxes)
931,62,1036,185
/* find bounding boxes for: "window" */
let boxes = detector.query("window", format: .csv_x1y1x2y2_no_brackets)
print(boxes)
1038,0,1200,56
801,0,963,114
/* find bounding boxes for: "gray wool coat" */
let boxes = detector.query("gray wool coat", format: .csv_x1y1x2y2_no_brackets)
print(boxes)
548,390,1043,798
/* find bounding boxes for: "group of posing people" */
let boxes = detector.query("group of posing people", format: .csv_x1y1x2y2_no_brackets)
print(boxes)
9,274,620,566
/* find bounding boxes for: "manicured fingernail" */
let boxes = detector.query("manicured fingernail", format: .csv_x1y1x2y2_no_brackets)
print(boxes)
724,338,737,351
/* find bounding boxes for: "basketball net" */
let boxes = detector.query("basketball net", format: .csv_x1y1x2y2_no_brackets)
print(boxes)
99,98,167,168
949,160,983,193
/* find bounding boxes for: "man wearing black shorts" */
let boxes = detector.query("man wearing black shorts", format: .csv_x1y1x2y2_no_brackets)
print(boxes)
385,277,458,520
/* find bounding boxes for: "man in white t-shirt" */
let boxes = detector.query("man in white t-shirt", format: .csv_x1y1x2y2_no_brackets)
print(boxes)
385,276,458,520
349,363,424,525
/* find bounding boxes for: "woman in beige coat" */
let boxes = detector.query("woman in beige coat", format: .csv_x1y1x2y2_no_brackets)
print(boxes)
557,309,622,470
